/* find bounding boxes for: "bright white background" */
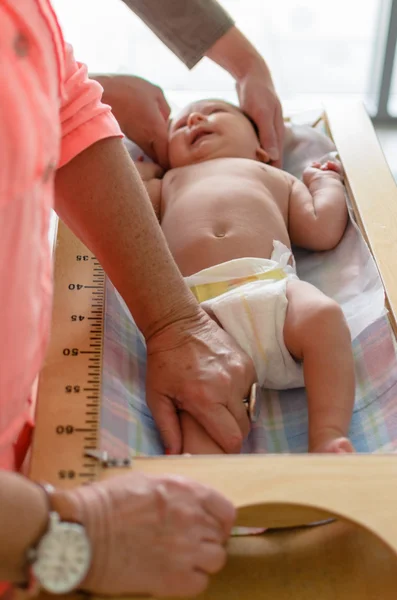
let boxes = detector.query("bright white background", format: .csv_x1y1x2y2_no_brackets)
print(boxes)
52,0,381,114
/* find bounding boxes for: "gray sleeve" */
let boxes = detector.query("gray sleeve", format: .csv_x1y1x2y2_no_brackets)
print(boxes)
122,0,234,69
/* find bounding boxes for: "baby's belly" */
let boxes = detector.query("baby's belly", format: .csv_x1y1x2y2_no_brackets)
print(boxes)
162,210,290,276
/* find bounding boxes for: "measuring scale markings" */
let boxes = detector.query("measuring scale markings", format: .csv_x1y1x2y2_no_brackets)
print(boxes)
30,220,106,488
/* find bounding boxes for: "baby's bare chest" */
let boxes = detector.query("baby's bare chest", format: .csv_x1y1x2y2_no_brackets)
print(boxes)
162,159,290,218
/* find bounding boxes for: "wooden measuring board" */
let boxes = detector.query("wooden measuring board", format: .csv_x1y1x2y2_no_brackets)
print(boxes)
25,104,397,600
29,219,103,488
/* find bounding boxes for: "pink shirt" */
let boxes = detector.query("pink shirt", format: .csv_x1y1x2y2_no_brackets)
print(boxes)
0,0,122,472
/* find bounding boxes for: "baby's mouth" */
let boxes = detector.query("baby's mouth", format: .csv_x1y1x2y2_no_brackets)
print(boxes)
190,129,213,146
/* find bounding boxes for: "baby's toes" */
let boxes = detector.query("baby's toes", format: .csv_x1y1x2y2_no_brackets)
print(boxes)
329,437,354,453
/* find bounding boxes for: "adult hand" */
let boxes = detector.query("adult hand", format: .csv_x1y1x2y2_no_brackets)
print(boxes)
96,75,171,167
146,311,256,454
205,27,284,168
134,159,164,181
236,62,285,168
54,472,235,597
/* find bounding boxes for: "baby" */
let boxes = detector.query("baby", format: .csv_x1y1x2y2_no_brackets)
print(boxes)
135,99,355,455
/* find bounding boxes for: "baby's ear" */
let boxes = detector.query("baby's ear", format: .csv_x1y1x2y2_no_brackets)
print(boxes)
256,147,270,163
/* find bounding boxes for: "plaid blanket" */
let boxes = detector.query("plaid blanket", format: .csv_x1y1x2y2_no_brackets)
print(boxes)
101,282,397,456
100,121,396,457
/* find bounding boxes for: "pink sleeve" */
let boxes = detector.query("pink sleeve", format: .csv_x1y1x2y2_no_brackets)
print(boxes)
58,43,123,168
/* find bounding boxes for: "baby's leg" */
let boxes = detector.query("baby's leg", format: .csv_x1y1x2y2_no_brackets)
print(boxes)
284,279,355,453
180,412,225,454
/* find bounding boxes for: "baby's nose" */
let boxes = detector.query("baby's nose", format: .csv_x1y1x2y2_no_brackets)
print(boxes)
187,112,206,127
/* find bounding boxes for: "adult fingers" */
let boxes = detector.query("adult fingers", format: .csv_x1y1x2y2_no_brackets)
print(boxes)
189,401,244,453
195,542,228,575
259,123,279,165
151,91,171,168
156,571,209,598
197,522,228,545
157,89,172,120
139,113,169,169
255,96,284,168
151,102,170,169
135,101,169,168
226,392,251,440
225,350,256,439
146,390,182,454
193,508,232,544
200,486,236,538
272,103,285,168
184,344,254,452
152,132,169,170
256,103,280,166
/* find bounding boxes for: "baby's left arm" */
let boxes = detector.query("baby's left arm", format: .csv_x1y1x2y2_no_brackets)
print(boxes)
288,160,348,251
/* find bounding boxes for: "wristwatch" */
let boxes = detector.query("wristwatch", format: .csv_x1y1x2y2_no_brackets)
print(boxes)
26,485,91,595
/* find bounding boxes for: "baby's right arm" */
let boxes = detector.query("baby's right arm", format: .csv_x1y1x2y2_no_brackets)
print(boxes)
134,160,163,220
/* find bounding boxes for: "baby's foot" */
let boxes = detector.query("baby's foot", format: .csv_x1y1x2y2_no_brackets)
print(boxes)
313,437,354,454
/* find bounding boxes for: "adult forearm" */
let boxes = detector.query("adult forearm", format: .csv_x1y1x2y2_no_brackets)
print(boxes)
54,137,200,339
206,26,271,81
121,0,234,69
0,472,48,583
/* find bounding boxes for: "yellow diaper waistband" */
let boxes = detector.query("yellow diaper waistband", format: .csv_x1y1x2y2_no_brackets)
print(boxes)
189,267,287,303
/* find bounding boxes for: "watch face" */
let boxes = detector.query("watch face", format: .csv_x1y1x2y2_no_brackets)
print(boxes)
33,520,91,594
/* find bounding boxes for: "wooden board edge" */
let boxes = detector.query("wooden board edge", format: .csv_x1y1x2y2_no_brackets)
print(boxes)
323,101,397,336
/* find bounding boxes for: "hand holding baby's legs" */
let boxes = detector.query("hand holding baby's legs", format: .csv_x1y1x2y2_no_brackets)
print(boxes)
180,412,226,454
284,280,355,453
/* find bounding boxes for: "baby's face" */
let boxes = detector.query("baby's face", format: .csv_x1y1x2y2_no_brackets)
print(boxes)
168,100,265,169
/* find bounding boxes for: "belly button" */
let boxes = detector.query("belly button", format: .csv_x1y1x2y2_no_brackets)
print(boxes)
214,230,226,238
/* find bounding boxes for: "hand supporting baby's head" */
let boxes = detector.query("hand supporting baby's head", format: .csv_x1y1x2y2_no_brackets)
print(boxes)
168,99,270,169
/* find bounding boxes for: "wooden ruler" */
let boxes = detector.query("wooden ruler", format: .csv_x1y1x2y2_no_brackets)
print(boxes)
29,219,104,488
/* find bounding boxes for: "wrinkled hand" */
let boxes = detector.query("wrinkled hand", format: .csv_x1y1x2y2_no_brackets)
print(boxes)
303,159,344,187
100,75,171,168
146,312,256,454
236,63,284,168
56,472,235,597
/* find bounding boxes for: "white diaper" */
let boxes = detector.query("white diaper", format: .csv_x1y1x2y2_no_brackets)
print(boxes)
185,241,304,389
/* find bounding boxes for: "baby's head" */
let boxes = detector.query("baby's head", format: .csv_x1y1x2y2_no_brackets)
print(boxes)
168,99,269,169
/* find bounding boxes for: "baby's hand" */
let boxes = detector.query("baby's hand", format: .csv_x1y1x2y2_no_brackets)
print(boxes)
134,158,164,181
303,159,344,187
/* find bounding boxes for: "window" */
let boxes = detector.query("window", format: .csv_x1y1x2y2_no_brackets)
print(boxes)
52,0,393,118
